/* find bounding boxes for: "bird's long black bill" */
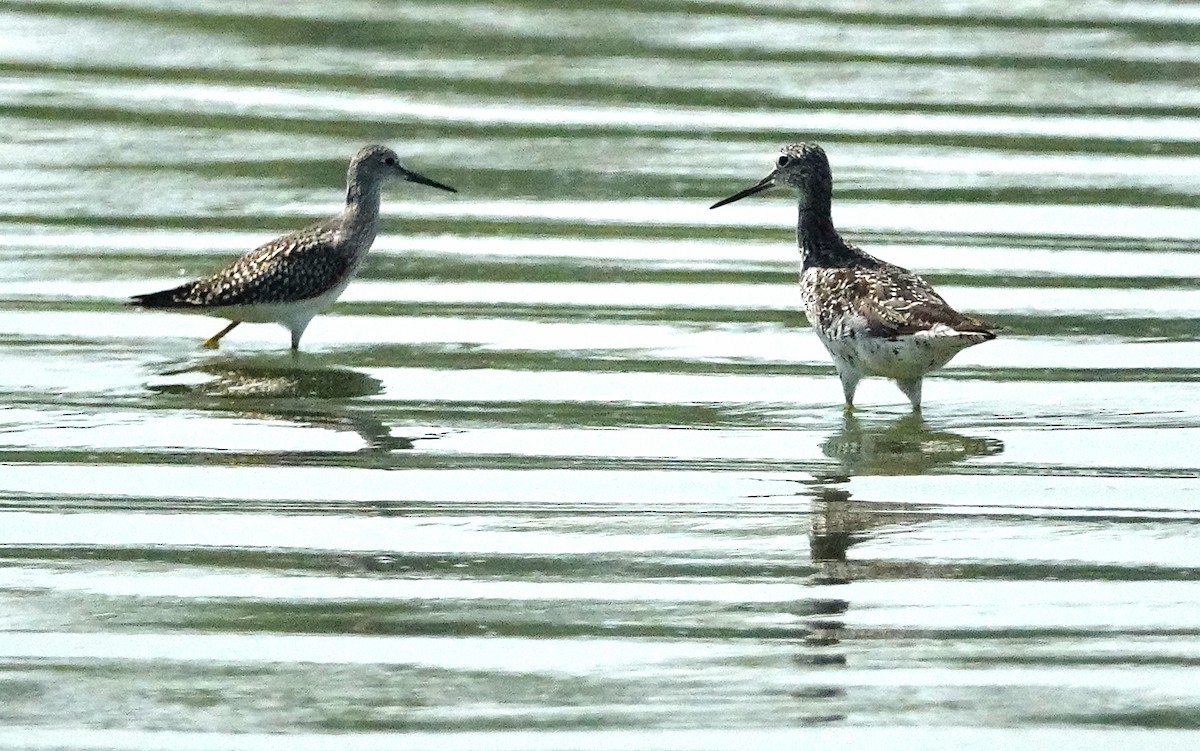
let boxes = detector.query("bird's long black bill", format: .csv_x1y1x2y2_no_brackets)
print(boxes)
404,169,458,193
709,174,775,209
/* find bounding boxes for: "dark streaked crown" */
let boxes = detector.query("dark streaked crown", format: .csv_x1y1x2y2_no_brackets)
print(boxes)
780,142,828,163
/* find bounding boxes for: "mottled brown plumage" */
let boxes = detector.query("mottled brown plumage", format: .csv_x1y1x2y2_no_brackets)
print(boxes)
712,142,995,411
131,145,456,350
800,253,992,339
133,223,350,310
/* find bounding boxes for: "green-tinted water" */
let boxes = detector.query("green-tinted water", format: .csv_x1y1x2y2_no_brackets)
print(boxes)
2,1,1200,748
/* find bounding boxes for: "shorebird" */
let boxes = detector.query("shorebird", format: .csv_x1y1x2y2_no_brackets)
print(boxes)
711,142,995,411
131,145,456,351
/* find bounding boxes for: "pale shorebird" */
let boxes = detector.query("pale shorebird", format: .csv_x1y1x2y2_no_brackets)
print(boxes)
131,145,455,351
711,142,995,411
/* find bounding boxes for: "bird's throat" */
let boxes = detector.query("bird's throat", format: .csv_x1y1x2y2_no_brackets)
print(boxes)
344,182,382,236
797,207,846,269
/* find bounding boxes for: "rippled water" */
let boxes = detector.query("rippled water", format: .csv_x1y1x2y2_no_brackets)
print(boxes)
2,1,1200,748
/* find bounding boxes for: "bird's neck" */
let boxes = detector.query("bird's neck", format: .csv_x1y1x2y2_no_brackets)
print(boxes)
341,178,383,249
797,205,850,269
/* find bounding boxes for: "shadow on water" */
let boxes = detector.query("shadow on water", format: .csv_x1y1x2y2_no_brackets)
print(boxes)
797,413,1005,658
145,356,423,453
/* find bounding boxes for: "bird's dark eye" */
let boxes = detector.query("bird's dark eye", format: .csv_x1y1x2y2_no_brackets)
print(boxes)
384,156,397,166
777,155,790,167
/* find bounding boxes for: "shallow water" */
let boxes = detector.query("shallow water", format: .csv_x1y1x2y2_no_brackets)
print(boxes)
2,1,1200,748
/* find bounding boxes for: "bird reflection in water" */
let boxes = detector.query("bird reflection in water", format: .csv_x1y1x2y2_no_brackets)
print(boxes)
797,412,1003,658
147,357,430,454
821,412,1004,478
811,411,1004,571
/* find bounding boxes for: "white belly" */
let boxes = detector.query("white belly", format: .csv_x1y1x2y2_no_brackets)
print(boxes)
816,321,981,380
201,276,354,331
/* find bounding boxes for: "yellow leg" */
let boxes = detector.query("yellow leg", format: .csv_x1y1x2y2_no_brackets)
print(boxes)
202,321,240,349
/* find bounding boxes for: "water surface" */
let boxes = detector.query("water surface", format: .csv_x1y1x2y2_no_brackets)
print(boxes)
2,1,1200,748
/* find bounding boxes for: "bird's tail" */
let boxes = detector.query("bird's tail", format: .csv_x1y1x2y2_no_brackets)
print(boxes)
958,313,998,341
129,282,199,309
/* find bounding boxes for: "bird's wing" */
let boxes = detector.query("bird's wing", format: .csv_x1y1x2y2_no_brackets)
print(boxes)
858,261,993,338
171,223,351,308
808,258,995,339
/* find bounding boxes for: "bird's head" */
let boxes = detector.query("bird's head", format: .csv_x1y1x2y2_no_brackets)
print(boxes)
711,142,832,212
349,145,457,193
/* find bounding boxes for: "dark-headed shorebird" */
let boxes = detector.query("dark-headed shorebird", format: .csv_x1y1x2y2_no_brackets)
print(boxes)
711,143,995,411
131,145,456,351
